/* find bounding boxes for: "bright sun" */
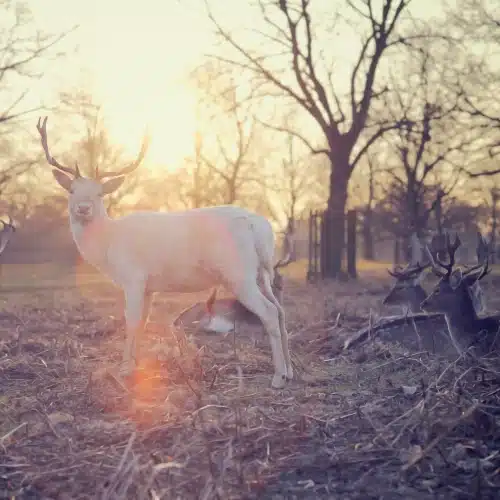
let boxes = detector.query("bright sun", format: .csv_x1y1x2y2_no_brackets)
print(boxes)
30,0,210,171
100,81,198,170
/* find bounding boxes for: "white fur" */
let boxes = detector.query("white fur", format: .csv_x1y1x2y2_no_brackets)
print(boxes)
52,174,292,389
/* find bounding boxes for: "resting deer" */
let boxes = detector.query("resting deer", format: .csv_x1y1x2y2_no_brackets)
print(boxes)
36,116,292,389
0,216,15,255
383,233,430,313
421,232,499,356
383,232,486,315
173,233,293,334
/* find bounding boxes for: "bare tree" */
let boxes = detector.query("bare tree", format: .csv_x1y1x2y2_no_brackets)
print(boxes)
0,2,71,206
193,78,262,206
449,0,500,172
0,2,71,127
266,112,326,233
375,39,474,250
205,0,417,277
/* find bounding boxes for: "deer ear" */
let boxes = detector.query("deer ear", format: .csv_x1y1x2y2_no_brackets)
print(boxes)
52,169,73,192
101,176,125,195
450,268,463,290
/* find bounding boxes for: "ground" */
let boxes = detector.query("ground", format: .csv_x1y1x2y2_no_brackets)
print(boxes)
0,260,499,499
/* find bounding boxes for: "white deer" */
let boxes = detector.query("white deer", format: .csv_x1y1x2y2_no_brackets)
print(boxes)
36,117,292,389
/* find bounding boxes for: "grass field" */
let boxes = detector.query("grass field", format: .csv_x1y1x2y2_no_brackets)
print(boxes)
0,261,499,499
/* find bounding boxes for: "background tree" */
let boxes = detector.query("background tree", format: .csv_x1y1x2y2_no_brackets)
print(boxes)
0,2,71,215
264,111,327,234
192,75,266,207
448,0,500,172
205,0,416,278
376,43,469,249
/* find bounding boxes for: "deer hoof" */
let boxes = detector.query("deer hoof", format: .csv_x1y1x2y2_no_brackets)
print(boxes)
271,373,287,389
286,366,294,381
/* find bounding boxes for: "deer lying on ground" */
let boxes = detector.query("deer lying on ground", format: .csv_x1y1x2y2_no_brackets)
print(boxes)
383,232,486,315
173,235,293,334
421,232,499,356
36,116,292,389
0,216,15,255
383,233,430,314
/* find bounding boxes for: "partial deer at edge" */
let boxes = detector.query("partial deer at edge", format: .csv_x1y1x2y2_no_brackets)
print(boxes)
421,231,499,356
0,215,15,255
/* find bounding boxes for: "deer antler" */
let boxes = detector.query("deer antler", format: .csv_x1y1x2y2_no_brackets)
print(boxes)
425,231,461,279
462,231,491,281
387,261,429,280
36,117,81,177
387,233,430,280
95,133,150,180
274,228,294,270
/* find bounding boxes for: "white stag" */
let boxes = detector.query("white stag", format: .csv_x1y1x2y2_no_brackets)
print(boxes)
36,117,292,389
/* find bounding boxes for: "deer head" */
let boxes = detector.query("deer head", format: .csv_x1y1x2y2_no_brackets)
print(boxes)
0,215,15,255
383,233,430,310
36,117,149,224
421,231,490,314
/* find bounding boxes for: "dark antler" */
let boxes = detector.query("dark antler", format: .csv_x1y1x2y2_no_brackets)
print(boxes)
387,261,429,280
36,117,81,177
425,232,461,279
462,231,491,281
274,229,294,270
95,134,150,180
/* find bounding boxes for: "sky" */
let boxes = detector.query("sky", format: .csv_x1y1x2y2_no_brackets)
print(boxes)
27,0,215,167
23,0,447,170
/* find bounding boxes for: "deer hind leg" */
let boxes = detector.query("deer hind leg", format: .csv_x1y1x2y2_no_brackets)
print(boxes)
233,279,287,389
259,268,292,381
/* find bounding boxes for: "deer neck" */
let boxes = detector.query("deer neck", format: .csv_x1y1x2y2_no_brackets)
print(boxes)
442,300,482,354
409,285,427,313
69,211,113,271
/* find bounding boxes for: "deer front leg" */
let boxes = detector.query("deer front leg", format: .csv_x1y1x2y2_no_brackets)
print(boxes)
120,284,148,376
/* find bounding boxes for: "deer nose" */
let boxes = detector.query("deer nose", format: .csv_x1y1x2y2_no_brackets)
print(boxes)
77,204,91,216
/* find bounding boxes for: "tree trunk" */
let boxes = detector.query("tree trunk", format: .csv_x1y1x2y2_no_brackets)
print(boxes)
362,207,374,260
324,155,349,279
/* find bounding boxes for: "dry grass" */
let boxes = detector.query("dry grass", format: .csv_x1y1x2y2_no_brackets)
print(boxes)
0,263,499,499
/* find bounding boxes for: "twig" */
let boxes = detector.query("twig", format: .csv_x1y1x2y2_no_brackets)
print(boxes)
363,351,428,372
401,403,479,471
0,422,27,445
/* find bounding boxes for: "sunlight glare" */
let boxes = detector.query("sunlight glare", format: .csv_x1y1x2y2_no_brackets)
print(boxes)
101,81,198,170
